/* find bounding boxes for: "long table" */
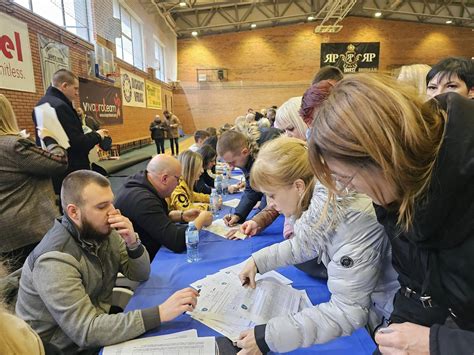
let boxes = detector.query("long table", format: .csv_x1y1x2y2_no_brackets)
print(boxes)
125,189,376,354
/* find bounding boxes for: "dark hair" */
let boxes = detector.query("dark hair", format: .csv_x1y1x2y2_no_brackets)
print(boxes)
61,170,110,211
203,135,218,150
194,130,210,143
312,66,343,85
197,144,217,168
299,80,334,127
52,69,78,87
426,57,474,89
206,127,217,137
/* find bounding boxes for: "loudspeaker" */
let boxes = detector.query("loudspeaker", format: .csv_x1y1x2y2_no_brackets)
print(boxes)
217,69,224,81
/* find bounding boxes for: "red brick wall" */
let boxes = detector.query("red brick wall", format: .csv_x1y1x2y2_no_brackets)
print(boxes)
175,17,474,132
0,3,173,143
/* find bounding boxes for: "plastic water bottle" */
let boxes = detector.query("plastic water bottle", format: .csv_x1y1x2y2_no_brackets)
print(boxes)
210,188,219,217
185,222,200,263
222,171,229,195
215,174,223,195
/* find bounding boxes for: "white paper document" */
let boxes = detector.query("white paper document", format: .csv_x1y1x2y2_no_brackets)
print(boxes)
34,103,70,149
203,219,247,240
223,199,240,208
102,330,215,355
188,270,302,341
220,261,293,285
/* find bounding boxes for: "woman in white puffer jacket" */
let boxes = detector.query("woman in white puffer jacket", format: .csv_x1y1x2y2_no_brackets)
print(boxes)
236,137,399,354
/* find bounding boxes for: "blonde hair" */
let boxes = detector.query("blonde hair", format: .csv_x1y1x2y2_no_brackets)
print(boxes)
397,64,432,98
309,74,445,231
274,96,307,141
0,95,20,136
178,150,203,189
250,136,314,219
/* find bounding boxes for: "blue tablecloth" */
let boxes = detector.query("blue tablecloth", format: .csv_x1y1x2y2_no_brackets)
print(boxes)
124,192,376,354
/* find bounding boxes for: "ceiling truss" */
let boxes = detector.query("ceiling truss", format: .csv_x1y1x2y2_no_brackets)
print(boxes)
137,0,474,37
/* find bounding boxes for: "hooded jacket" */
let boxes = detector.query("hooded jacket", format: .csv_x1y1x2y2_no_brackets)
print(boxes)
252,185,399,353
114,170,187,259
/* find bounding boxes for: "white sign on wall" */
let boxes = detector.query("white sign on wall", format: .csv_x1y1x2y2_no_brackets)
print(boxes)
120,68,146,108
38,35,69,92
0,12,36,93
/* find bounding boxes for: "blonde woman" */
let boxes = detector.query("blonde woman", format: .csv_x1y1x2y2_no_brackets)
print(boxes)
308,74,474,354
237,137,399,354
273,96,307,141
168,150,211,211
0,95,67,270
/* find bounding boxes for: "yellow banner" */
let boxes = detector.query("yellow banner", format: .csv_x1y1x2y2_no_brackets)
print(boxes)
146,81,162,109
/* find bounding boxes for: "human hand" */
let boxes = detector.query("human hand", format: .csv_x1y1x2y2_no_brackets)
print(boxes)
107,209,136,245
375,322,430,355
239,258,257,289
183,208,201,222
236,329,262,355
37,127,56,141
223,214,240,227
228,185,239,194
240,220,260,237
159,287,199,322
96,129,109,139
225,228,245,240
194,211,213,229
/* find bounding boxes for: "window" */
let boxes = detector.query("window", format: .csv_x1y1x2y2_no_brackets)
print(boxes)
114,5,144,70
14,0,90,42
154,40,166,82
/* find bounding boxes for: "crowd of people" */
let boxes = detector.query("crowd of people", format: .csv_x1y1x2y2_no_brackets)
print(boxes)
0,56,473,354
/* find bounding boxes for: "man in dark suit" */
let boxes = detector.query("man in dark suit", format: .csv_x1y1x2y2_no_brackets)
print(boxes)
33,69,108,193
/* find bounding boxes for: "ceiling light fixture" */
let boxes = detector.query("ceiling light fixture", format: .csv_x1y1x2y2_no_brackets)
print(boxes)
445,20,453,24
307,16,315,21
191,31,198,36
179,1,186,7
374,12,382,17
250,23,257,29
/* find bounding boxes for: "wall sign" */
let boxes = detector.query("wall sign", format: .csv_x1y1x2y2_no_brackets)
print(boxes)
0,12,36,92
320,42,380,73
79,78,123,125
120,68,146,107
38,35,69,92
146,80,162,109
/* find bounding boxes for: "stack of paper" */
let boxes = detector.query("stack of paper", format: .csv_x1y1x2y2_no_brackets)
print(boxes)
188,263,312,341
103,330,216,355
203,218,247,240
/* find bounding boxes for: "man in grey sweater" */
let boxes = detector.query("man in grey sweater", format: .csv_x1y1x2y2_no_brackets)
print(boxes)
16,170,199,353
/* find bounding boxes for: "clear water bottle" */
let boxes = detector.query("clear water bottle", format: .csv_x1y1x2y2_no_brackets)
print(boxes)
222,171,229,195
215,174,223,195
210,188,219,217
186,222,200,263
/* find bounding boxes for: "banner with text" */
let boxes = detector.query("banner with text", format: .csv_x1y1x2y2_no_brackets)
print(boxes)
121,68,146,107
320,42,380,73
146,80,162,109
79,78,123,125
0,12,36,92
38,35,69,92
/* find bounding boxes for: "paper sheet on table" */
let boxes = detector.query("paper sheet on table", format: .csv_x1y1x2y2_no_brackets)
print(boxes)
190,272,301,325
34,103,70,149
220,261,293,285
103,330,215,355
223,199,240,208
204,219,247,240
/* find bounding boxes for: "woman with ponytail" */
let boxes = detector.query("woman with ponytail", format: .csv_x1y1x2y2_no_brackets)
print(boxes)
236,136,399,354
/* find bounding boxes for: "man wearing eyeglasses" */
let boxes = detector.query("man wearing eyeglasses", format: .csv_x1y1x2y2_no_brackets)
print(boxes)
115,155,212,260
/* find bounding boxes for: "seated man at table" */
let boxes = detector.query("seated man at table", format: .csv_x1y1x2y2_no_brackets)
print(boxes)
115,154,212,259
217,127,280,227
16,170,199,353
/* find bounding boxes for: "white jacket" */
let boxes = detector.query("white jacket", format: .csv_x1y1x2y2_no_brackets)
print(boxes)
252,183,399,353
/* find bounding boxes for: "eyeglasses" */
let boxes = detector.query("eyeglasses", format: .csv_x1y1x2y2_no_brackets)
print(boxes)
330,171,357,193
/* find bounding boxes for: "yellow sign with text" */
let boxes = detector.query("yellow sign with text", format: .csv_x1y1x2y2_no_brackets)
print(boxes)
146,81,162,109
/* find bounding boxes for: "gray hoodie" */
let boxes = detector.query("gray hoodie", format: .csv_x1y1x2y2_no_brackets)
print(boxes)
252,184,399,353
16,216,160,353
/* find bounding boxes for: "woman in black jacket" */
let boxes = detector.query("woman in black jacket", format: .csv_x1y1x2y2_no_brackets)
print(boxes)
195,145,216,194
308,74,474,354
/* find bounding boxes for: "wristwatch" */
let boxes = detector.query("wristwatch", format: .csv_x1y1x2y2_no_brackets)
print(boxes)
127,233,142,250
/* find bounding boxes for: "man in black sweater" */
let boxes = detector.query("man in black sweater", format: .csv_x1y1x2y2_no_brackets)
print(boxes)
33,69,108,193
115,155,212,260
